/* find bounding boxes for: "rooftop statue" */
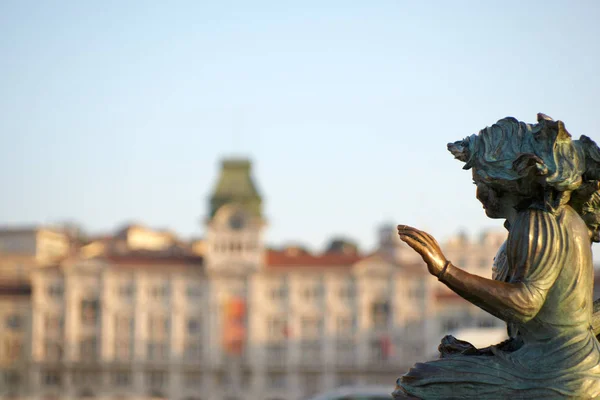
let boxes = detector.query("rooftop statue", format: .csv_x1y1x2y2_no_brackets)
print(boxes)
394,114,600,399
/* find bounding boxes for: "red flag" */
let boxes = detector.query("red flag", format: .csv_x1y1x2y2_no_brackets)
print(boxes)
282,324,291,339
381,336,394,359
223,297,247,355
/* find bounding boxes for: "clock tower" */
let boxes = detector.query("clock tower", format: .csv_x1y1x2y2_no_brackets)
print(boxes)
204,158,266,275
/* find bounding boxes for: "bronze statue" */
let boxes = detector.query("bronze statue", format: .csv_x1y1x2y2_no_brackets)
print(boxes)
393,114,600,399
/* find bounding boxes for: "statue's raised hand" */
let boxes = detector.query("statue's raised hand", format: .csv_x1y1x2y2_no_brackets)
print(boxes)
397,225,448,277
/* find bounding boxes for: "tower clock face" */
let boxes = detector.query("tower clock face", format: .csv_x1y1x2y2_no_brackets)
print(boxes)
229,214,245,230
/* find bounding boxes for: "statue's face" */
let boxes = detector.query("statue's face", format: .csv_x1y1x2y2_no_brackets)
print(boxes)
475,181,503,218
473,173,507,219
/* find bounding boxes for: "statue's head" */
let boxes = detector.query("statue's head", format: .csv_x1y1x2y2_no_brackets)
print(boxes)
449,114,586,217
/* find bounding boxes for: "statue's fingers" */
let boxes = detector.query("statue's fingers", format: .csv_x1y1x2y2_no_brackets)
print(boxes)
397,224,418,234
398,226,428,241
411,230,440,248
398,235,419,252
403,230,432,248
398,224,428,232
398,226,435,245
398,233,428,253
398,230,425,244
408,229,435,242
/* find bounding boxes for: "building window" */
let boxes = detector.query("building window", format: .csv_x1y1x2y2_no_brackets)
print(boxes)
184,341,203,362
217,370,230,387
147,315,169,361
47,283,64,298
410,343,424,357
2,338,22,361
268,372,286,389
149,284,170,300
335,316,355,337
79,337,97,362
371,301,390,328
113,313,133,361
186,284,202,299
43,340,63,362
81,299,99,325
242,371,252,388
478,318,497,328
114,339,132,361
338,280,355,301
301,284,321,302
72,371,99,386
267,317,288,341
112,371,131,387
5,315,22,330
369,338,392,363
265,343,286,365
184,372,201,388
148,316,169,339
409,284,424,299
145,370,167,388
270,285,287,302
335,340,355,366
442,318,460,333
187,318,201,335
147,342,168,361
118,282,135,299
4,339,19,362
300,317,323,339
41,370,62,387
302,374,320,397
228,241,243,252
44,314,64,335
3,370,21,388
299,341,321,364
337,373,355,387
115,315,134,335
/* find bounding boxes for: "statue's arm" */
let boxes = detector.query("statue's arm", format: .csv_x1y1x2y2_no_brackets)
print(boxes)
439,264,553,323
440,209,562,324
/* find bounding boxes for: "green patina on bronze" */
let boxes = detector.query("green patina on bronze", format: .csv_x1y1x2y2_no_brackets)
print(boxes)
394,114,600,399
209,158,263,218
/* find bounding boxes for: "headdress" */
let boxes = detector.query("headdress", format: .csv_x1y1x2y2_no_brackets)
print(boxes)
448,114,585,203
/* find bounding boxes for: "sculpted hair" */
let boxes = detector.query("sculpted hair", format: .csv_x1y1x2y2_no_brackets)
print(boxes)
448,114,586,209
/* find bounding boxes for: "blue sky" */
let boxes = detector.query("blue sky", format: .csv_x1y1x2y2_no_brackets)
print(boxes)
1,1,600,252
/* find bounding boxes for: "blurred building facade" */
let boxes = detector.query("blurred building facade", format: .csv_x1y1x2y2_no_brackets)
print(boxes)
0,158,508,400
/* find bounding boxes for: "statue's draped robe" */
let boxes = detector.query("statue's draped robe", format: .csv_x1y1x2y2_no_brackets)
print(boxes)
397,207,600,399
